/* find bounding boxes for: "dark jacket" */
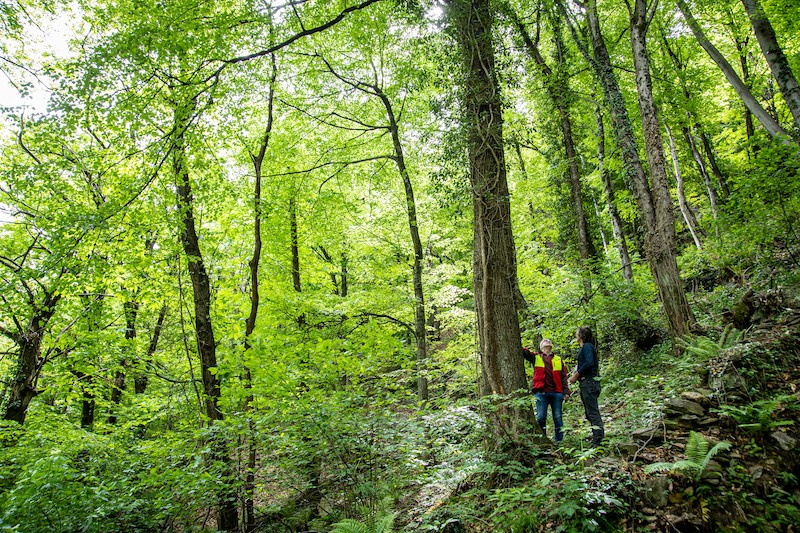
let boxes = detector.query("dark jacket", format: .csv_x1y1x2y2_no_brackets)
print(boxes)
575,342,599,379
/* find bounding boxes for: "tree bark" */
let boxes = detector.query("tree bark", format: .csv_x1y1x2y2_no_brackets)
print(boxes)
172,96,238,532
452,0,528,440
596,110,634,280
666,123,704,249
630,0,696,336
677,0,790,141
741,0,800,134
2,289,62,424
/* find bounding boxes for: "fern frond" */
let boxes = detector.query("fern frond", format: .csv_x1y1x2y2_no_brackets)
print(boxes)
644,462,677,474
679,327,741,361
719,325,742,349
330,518,371,533
376,513,396,533
671,460,703,474
644,460,700,476
645,432,731,482
701,441,732,469
685,432,709,464
700,498,710,523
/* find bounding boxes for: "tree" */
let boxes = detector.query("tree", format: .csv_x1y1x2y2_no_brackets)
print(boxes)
505,4,597,296
676,0,791,141
740,0,800,134
595,109,634,280
316,49,431,401
451,0,528,440
559,0,696,338
665,122,705,249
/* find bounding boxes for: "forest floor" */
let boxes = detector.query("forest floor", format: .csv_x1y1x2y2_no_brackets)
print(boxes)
602,302,800,532
399,287,800,532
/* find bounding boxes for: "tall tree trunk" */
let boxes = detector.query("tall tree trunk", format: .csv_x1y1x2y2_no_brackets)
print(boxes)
596,110,634,281
510,10,594,296
242,54,276,533
561,0,695,336
172,96,238,532
676,0,790,141
374,89,429,402
452,0,528,441
682,126,719,222
318,56,430,400
134,304,167,394
2,289,62,424
630,0,696,336
666,123,704,249
108,300,138,425
741,0,800,134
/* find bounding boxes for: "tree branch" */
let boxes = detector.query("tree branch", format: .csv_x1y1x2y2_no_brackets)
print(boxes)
17,114,42,165
205,0,384,83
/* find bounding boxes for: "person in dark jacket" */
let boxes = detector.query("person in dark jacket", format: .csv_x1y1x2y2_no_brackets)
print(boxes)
523,339,570,442
568,326,604,447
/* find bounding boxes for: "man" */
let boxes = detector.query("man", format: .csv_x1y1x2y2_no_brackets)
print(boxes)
523,339,569,442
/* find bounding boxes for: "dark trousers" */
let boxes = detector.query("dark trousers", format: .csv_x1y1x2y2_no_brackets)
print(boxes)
579,378,604,446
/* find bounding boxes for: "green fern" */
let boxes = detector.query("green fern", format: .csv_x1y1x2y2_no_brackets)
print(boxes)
645,431,731,481
678,325,742,361
330,519,371,533
713,395,799,432
330,513,396,533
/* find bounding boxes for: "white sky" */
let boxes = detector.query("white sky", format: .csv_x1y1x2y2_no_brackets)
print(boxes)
1,8,76,117
1,9,76,225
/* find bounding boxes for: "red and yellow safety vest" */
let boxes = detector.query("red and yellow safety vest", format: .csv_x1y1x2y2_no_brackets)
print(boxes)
532,353,565,393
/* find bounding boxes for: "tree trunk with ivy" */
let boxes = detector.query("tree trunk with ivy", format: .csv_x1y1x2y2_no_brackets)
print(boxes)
630,0,697,337
453,0,528,443
2,288,62,424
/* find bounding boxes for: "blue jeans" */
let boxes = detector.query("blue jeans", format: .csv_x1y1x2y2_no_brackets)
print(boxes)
534,392,565,441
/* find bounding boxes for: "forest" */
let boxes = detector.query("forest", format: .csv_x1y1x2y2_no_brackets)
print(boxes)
1,0,799,531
